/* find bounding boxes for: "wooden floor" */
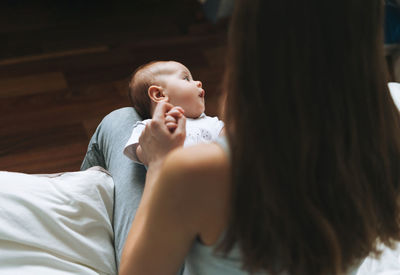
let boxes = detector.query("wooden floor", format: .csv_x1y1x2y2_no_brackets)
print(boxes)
0,1,228,173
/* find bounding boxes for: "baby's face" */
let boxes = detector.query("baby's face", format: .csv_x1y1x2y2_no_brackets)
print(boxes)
159,62,205,118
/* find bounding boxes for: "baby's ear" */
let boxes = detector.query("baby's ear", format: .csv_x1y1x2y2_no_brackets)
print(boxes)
148,85,167,103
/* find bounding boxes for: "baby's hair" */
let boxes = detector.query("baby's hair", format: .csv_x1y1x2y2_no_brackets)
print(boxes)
128,61,162,119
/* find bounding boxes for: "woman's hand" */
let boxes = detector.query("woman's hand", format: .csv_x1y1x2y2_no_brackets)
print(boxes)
139,102,186,166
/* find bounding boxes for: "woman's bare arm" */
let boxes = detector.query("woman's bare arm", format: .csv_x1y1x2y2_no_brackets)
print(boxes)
119,143,230,275
119,103,229,274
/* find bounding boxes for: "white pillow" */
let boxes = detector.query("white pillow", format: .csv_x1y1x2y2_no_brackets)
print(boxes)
389,82,400,111
0,167,116,275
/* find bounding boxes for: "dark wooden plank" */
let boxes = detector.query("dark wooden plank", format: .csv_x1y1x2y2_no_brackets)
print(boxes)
0,142,88,173
0,46,109,66
0,72,67,98
0,122,87,157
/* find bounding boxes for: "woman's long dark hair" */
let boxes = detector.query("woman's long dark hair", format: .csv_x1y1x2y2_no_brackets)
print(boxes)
221,0,400,274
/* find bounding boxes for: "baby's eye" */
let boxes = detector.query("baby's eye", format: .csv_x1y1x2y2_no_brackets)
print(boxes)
183,76,190,81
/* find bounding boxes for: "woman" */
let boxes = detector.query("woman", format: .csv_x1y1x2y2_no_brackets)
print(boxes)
88,0,400,274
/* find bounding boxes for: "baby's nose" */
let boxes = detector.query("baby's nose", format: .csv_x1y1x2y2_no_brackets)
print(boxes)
196,81,202,88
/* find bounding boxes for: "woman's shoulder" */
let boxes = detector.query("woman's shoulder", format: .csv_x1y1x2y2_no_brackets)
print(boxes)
164,142,229,182
160,143,230,244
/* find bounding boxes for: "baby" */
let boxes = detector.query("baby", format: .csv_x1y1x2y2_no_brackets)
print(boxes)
124,60,224,164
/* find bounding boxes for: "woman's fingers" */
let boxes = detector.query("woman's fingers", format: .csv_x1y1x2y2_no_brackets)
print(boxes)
165,106,184,133
165,114,178,133
165,115,177,124
153,102,174,123
173,113,186,143
166,122,178,132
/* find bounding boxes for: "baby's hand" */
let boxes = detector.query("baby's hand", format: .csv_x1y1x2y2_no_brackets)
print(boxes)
165,106,184,132
139,102,186,166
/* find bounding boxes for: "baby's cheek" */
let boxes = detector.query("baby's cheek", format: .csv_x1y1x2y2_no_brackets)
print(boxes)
176,97,192,109
184,93,198,104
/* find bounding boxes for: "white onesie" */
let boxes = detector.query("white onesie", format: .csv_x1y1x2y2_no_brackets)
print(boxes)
124,113,224,163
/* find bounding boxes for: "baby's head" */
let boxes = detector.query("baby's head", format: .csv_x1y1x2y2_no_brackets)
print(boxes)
128,61,205,119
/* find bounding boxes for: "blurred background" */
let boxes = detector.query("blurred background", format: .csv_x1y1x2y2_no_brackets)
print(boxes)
0,0,230,173
0,0,398,174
